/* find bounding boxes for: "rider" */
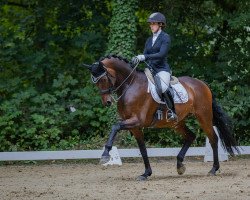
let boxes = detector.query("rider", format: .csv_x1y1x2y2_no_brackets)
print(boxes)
132,12,177,121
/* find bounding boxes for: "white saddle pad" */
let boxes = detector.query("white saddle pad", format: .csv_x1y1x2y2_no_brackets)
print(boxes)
146,77,189,104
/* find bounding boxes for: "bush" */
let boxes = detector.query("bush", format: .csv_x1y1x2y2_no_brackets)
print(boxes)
0,73,111,151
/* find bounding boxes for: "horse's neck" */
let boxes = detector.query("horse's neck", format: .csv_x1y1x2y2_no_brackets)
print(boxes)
116,63,132,76
107,62,138,93
110,61,133,82
104,58,147,92
116,67,133,81
116,68,147,96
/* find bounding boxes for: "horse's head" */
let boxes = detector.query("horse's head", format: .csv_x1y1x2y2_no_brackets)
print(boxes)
84,61,115,107
84,55,135,106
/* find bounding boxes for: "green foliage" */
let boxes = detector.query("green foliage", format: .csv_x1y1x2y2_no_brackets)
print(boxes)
0,0,249,151
0,73,112,151
0,1,112,151
106,0,138,58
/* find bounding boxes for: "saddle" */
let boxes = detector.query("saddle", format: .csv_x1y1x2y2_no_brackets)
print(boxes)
144,68,188,104
144,68,179,86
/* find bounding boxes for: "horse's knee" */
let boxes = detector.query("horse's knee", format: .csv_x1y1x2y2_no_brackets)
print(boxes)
111,123,121,132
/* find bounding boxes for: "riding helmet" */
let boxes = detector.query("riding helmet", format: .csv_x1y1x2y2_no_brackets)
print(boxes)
147,12,166,26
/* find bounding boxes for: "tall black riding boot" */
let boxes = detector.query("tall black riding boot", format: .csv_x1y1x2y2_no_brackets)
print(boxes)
162,90,177,121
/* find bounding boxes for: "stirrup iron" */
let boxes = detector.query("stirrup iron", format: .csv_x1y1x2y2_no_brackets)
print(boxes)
166,110,177,121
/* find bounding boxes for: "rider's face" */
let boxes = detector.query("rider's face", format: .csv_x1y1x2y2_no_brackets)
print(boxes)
149,22,161,33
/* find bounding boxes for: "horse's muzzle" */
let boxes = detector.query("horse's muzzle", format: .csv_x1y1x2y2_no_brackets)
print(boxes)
102,95,112,107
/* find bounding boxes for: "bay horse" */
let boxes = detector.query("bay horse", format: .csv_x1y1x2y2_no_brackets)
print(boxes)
84,55,239,181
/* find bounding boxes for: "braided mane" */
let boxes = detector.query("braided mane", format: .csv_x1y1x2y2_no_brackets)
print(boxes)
99,54,143,72
99,54,130,64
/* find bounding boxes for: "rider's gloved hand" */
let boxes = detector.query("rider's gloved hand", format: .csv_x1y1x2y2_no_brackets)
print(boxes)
131,54,145,65
136,55,145,61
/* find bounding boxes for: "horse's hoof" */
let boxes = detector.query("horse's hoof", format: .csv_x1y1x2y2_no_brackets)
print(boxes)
177,164,186,175
136,175,148,181
207,171,216,176
100,155,111,165
207,168,217,176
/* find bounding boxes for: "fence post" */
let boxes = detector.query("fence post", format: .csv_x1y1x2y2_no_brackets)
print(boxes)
102,146,122,166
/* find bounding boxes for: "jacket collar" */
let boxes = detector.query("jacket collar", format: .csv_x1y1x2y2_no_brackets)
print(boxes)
153,29,162,38
151,31,163,47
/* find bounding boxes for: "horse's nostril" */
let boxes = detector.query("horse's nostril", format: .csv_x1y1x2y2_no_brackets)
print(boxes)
106,101,112,106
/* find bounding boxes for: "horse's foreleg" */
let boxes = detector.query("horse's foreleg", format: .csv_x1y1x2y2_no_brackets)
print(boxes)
100,123,121,164
131,129,152,181
175,123,196,175
100,117,140,165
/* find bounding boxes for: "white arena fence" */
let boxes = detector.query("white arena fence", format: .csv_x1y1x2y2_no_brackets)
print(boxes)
0,145,249,162
0,126,249,163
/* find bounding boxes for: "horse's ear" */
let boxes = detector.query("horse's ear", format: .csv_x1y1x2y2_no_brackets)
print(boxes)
82,63,92,70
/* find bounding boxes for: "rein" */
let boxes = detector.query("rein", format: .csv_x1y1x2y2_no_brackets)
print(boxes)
111,74,136,102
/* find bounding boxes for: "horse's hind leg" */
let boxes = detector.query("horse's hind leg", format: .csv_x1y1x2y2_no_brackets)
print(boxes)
130,129,152,181
175,122,196,175
195,109,219,175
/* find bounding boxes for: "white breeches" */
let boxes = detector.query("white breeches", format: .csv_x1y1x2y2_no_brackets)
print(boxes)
155,71,171,93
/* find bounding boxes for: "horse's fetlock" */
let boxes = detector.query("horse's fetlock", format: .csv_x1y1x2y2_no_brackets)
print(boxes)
103,146,112,155
145,168,152,176
213,164,220,171
177,156,184,163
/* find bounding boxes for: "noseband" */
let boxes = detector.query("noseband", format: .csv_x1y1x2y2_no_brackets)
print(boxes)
91,71,114,95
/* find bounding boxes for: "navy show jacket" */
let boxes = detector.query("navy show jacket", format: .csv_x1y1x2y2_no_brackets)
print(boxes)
143,31,171,73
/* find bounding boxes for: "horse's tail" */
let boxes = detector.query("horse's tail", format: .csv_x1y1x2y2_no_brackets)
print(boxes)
212,94,240,156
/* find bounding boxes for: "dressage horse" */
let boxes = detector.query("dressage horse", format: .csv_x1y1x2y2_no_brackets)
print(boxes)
84,55,239,181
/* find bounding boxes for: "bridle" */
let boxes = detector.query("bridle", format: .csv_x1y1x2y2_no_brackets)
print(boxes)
91,62,139,102
91,71,114,95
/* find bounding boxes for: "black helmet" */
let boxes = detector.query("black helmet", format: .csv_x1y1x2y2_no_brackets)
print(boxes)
147,12,166,26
